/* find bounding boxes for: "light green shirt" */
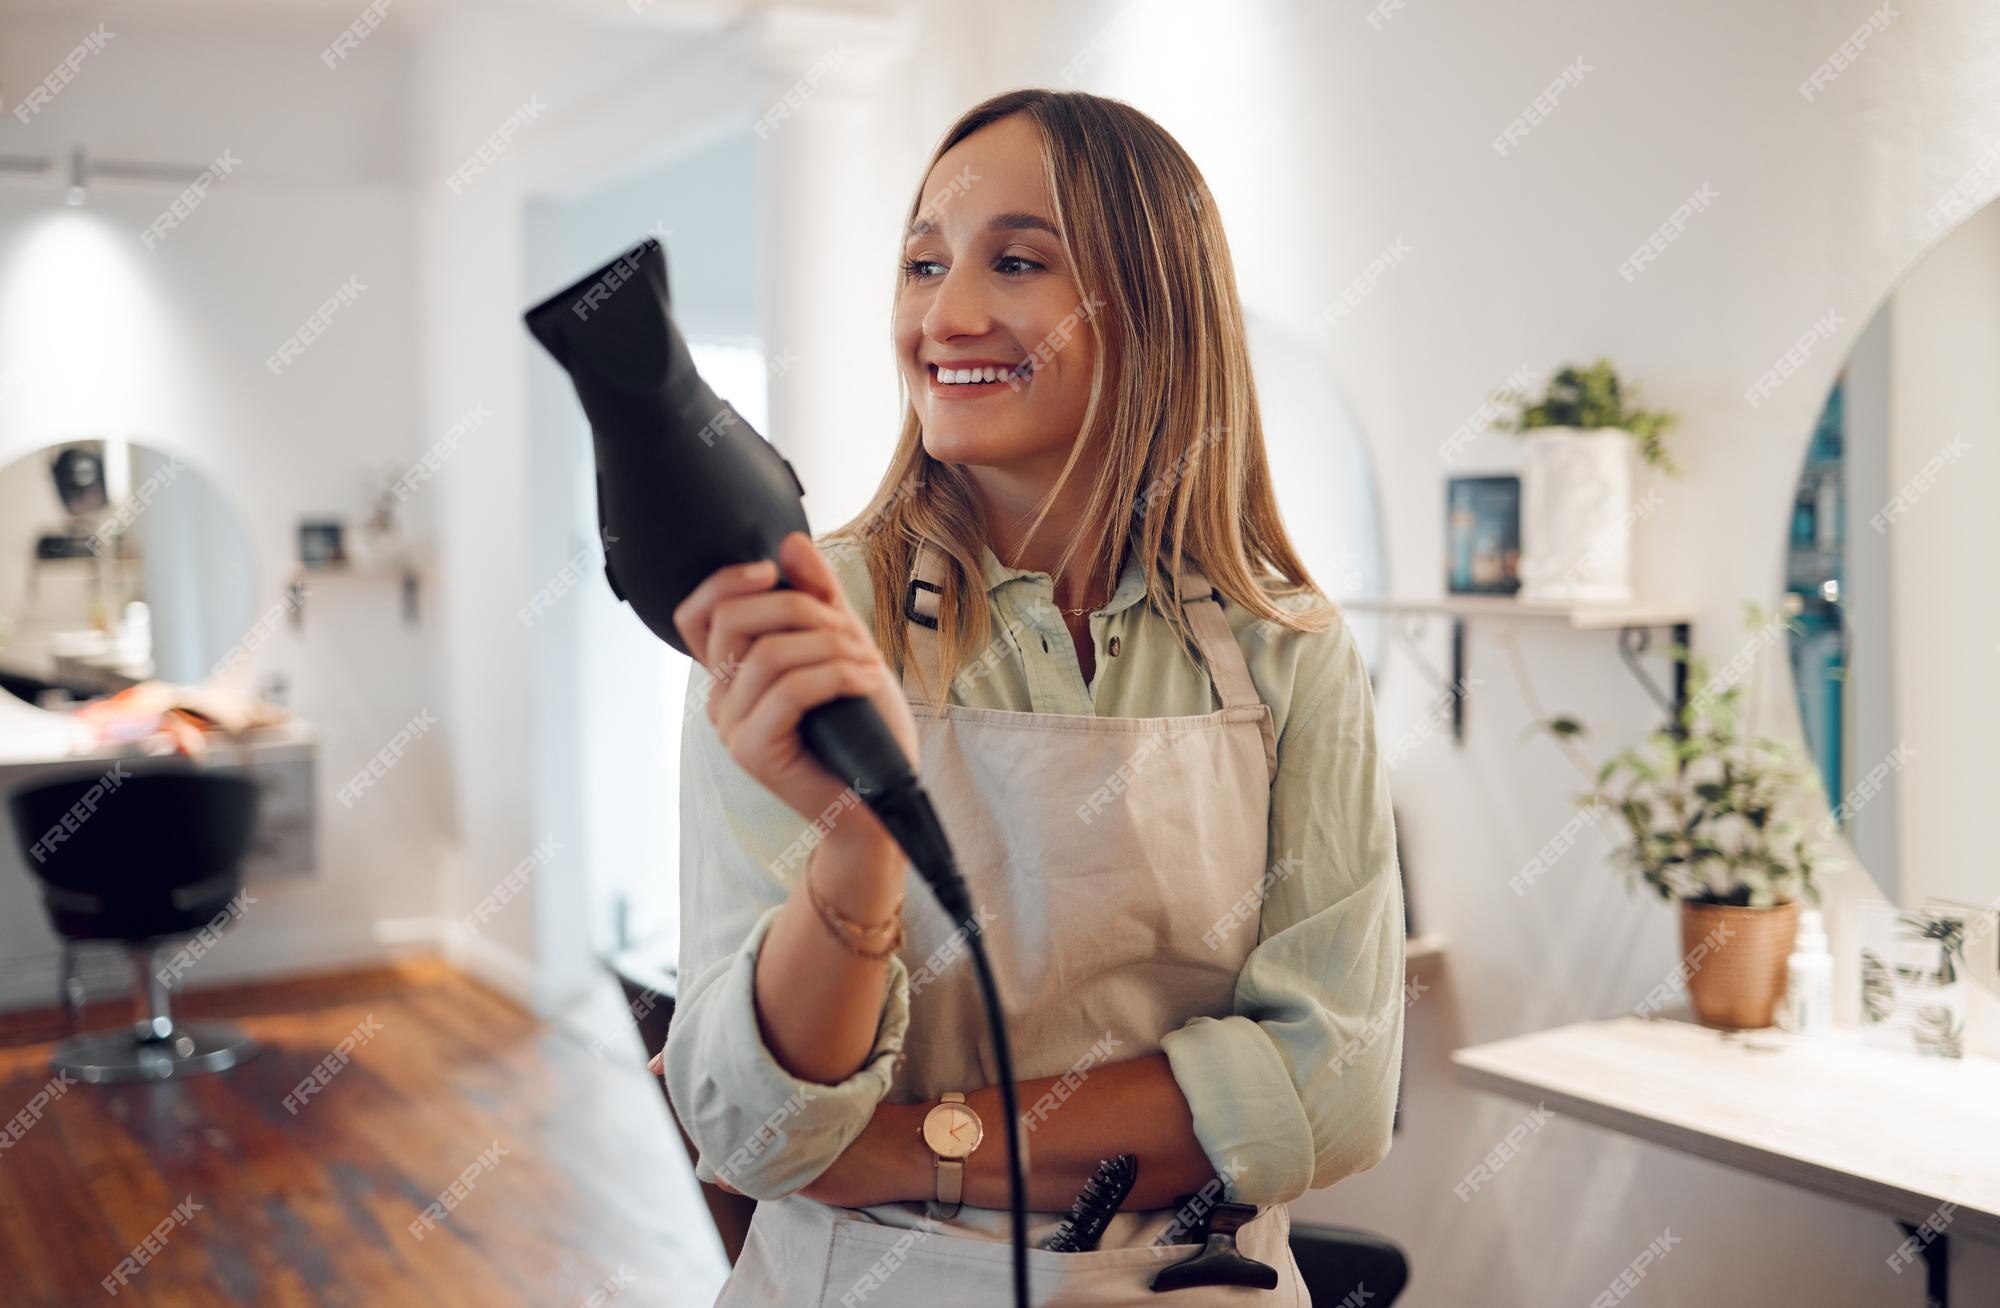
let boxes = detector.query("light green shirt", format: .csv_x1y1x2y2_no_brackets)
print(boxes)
662,534,1406,1207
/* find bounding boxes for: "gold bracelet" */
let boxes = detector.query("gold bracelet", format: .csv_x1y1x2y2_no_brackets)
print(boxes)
806,865,906,960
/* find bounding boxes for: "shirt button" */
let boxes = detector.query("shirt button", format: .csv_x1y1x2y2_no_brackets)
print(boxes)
1107,636,1122,656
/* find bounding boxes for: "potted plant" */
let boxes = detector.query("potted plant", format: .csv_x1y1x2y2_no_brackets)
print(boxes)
1536,615,1827,1029
1494,359,1678,604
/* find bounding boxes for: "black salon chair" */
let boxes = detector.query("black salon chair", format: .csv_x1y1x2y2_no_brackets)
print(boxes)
8,769,263,1083
1291,1221,1410,1304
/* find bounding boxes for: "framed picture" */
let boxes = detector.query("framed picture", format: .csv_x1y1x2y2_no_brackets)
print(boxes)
298,520,347,570
1446,475,1521,595
1857,901,1970,1059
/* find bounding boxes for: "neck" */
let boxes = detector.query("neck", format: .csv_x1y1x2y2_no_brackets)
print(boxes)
965,463,1118,615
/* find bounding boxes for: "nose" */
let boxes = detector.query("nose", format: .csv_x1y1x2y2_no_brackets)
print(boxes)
921,259,995,345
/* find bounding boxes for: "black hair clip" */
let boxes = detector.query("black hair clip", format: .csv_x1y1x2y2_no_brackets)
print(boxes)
1150,1199,1279,1293
1042,1153,1138,1254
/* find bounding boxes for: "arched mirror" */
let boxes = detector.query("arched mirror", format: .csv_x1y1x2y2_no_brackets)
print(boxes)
1244,311,1388,666
0,440,256,704
1781,196,1999,1052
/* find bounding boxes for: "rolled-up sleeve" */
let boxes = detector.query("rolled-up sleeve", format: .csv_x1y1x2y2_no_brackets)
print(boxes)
1159,608,1406,1206
661,661,912,1200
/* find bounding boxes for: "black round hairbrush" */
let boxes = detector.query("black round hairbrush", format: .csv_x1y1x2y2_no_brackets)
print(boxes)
1042,1153,1139,1254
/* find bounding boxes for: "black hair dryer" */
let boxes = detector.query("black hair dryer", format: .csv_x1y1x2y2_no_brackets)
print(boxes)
523,235,1029,1308
522,238,965,913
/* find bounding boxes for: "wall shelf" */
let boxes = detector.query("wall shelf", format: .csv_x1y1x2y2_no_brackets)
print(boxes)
1343,595,1696,743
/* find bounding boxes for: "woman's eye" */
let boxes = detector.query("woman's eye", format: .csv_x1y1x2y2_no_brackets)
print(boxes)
995,255,1044,276
901,257,943,280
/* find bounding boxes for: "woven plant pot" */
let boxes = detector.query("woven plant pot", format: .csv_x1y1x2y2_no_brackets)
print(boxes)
1679,900,1799,1030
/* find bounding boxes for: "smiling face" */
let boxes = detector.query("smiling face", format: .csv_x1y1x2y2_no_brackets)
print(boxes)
894,113,1098,480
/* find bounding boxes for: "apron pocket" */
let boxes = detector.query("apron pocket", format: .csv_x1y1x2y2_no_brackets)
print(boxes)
817,1207,1302,1308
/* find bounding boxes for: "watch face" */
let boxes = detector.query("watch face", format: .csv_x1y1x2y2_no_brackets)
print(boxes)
922,1102,983,1158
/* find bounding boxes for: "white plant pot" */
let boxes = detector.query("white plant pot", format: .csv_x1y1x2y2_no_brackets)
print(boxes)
1519,427,1636,602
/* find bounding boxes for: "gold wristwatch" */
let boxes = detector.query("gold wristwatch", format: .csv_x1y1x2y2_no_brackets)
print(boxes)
920,1091,984,1218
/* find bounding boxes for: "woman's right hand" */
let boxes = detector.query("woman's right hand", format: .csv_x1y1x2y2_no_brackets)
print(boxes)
673,531,920,848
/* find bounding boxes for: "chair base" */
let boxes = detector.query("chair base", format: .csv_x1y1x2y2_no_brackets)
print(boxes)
53,1021,259,1084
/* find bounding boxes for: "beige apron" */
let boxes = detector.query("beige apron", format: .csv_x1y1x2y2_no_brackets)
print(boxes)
714,543,1308,1306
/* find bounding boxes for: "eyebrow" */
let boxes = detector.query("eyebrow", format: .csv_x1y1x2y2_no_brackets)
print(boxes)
905,211,1062,240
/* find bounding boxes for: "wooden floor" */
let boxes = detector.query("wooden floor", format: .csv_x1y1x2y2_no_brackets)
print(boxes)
0,959,729,1307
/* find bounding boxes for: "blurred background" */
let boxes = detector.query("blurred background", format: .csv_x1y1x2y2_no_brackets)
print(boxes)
1,0,1996,1304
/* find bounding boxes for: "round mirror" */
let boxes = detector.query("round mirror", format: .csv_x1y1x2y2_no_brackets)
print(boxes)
0,440,256,702
1782,198,1998,918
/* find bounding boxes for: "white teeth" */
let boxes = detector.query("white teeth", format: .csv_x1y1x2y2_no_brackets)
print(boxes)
936,364,1025,384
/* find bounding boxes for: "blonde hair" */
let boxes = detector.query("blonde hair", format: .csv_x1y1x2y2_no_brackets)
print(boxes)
827,88,1333,702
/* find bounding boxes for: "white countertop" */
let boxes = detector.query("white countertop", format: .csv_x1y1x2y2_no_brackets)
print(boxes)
1453,1017,2000,1243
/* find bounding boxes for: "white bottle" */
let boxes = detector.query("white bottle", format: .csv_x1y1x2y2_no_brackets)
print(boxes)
1782,909,1833,1036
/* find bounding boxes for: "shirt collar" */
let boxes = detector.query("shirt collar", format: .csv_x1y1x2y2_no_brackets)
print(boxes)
974,536,1153,620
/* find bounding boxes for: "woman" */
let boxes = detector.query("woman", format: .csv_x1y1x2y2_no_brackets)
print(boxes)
656,88,1405,1305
